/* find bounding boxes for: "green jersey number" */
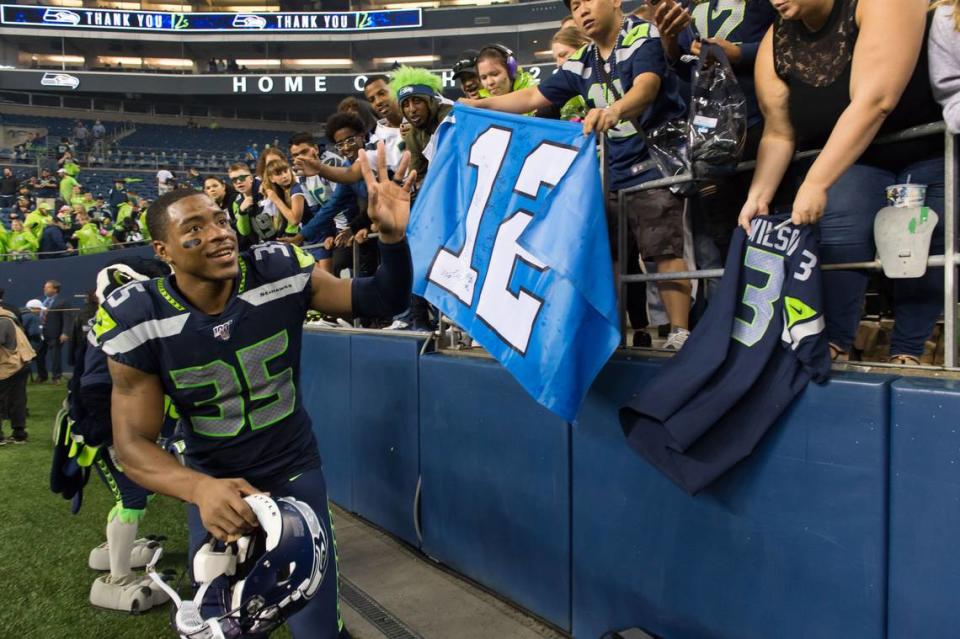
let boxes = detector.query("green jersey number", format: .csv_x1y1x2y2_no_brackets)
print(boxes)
169,329,295,437
732,247,785,347
587,80,639,140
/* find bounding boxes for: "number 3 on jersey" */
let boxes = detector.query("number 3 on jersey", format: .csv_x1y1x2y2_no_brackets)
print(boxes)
427,126,578,354
732,247,784,347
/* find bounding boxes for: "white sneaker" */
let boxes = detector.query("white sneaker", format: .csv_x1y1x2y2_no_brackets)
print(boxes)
664,327,690,351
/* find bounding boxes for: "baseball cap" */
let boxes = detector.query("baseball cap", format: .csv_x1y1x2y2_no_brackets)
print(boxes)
25,299,43,310
452,51,479,80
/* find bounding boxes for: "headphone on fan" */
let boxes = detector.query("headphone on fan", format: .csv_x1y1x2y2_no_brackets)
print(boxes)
479,44,518,80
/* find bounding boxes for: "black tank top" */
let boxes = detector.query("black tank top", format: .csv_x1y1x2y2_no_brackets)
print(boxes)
773,0,942,168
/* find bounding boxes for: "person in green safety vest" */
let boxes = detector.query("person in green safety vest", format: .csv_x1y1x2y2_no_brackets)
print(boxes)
6,218,39,261
137,202,151,241
69,185,88,211
71,209,111,256
23,204,54,239
57,165,80,205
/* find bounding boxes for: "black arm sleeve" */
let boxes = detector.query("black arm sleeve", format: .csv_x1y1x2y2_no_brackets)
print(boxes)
350,239,413,319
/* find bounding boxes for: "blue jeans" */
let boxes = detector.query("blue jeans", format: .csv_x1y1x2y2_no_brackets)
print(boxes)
186,466,342,638
816,157,945,357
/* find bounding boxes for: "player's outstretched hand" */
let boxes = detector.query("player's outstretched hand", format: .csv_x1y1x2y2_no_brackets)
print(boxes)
358,142,416,244
193,476,262,543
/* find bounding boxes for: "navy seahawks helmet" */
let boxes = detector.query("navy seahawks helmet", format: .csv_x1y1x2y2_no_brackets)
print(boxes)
148,494,329,639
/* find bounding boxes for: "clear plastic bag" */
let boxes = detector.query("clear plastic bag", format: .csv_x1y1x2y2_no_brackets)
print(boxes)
646,41,747,195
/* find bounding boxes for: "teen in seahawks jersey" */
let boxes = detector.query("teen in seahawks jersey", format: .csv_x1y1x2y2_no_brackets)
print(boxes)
463,0,693,349
94,144,414,638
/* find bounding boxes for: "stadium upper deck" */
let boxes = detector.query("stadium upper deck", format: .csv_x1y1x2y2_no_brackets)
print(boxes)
0,0,580,74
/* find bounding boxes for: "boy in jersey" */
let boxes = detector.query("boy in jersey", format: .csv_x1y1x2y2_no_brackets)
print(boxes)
462,0,694,350
94,145,415,638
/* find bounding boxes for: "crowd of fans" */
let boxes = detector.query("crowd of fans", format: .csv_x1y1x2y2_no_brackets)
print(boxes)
2,0,960,360
459,0,960,363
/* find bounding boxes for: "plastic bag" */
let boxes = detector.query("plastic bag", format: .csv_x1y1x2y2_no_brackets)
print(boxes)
646,41,747,195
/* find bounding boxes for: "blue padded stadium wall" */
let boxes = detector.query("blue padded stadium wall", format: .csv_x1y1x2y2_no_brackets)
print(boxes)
888,378,960,638
0,245,155,307
571,358,891,639
298,330,960,639
419,355,572,630
301,331,426,547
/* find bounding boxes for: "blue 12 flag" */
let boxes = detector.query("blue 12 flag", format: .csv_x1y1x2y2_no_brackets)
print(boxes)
408,105,620,421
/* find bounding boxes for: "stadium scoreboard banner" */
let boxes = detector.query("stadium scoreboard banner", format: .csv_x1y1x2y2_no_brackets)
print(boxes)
0,4,422,32
0,67,556,95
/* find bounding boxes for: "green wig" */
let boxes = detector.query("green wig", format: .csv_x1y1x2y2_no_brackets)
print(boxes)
389,66,443,100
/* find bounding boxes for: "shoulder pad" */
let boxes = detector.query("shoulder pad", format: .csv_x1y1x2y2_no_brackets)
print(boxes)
247,242,314,278
91,279,164,345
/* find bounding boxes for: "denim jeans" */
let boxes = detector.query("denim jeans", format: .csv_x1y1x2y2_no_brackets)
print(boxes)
817,156,944,357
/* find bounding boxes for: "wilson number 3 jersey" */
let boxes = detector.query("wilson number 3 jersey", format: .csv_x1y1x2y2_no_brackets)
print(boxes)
620,215,831,494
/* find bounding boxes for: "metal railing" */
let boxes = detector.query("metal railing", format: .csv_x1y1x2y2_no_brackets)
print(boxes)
617,122,960,368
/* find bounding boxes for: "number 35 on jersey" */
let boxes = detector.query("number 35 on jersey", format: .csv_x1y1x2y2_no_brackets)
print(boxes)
408,105,621,422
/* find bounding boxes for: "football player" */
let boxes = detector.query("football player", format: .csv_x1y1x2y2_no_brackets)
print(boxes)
94,144,414,637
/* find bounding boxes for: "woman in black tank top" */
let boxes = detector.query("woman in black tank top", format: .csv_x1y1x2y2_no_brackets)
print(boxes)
739,0,944,364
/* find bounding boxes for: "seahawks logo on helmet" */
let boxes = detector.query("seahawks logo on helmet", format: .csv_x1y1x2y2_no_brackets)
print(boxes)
147,495,330,639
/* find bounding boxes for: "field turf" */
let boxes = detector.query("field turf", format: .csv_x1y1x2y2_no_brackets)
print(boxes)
0,382,293,638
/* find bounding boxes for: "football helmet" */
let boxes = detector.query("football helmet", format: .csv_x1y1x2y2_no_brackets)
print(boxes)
94,256,171,305
148,494,329,639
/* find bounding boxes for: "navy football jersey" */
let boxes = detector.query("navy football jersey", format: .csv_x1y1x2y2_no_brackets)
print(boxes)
538,16,687,191
93,242,320,491
620,214,830,494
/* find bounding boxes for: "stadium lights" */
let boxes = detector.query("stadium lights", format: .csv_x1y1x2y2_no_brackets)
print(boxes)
372,55,440,65
236,59,283,67
98,2,144,9
283,59,353,68
221,5,278,11
98,56,144,66
146,58,194,67
143,3,195,11
38,55,85,64
46,0,83,7
383,0,505,6
382,2,440,9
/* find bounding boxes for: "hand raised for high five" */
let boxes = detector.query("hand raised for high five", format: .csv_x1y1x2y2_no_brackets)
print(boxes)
358,142,416,244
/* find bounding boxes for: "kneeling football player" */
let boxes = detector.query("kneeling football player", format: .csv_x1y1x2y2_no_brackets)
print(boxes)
95,145,414,637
